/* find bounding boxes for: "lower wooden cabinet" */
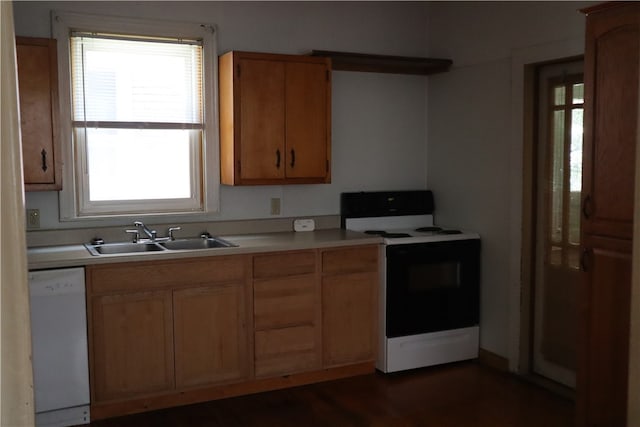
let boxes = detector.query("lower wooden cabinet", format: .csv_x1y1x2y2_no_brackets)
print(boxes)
87,256,250,404
173,284,248,388
86,245,379,420
321,246,379,367
252,251,321,377
91,290,174,402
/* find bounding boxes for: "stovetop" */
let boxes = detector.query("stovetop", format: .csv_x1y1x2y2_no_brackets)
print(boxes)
340,190,480,245
345,215,479,245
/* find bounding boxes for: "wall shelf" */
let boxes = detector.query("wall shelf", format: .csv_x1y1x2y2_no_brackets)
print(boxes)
310,50,452,75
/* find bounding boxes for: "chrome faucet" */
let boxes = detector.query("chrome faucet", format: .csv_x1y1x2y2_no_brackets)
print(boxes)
134,221,157,241
126,221,181,243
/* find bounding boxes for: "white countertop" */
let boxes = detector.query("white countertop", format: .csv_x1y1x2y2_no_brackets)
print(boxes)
28,229,382,270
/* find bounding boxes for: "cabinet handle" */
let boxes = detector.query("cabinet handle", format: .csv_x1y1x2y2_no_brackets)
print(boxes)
40,149,48,172
275,149,281,169
580,247,592,272
290,149,296,168
582,195,593,219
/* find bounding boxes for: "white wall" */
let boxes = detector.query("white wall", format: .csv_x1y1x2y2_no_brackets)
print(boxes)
425,1,594,361
13,1,430,228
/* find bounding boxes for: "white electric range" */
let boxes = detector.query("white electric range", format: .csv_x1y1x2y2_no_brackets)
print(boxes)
341,191,481,373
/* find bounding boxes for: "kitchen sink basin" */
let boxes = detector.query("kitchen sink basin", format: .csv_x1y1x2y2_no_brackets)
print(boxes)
85,236,236,256
85,242,166,256
159,237,235,250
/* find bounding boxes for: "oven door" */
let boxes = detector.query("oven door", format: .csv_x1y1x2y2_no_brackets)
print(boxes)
385,239,480,338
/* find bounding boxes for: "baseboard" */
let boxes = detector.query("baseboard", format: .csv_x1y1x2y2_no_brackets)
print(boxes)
91,361,375,421
477,348,509,372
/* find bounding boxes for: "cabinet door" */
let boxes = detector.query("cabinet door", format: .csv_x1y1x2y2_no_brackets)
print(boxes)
15,37,60,190
174,284,249,388
577,235,631,427
322,246,379,367
239,57,285,181
219,51,331,185
582,3,638,240
91,290,174,402
285,61,330,180
322,271,377,367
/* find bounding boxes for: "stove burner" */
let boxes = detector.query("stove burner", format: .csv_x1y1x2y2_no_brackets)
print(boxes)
364,230,412,238
439,229,462,235
364,230,385,235
415,226,442,232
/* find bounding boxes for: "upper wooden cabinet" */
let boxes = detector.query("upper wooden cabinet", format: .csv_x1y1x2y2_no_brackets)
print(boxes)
581,4,638,240
15,37,62,191
219,51,331,185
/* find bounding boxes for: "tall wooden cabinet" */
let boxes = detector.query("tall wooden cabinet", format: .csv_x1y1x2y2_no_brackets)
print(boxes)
15,37,62,190
219,51,331,185
578,3,638,426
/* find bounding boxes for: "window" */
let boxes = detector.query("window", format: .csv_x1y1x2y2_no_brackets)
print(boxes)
547,76,584,269
53,12,218,219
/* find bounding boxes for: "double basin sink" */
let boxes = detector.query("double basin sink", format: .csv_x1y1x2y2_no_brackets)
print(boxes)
85,236,236,256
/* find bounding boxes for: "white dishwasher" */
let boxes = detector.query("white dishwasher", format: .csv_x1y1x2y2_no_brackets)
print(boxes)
29,268,90,427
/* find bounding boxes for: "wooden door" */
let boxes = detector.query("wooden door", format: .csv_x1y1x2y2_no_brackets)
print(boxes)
532,66,583,387
173,284,248,388
285,61,330,180
90,290,174,402
15,37,60,190
239,57,285,181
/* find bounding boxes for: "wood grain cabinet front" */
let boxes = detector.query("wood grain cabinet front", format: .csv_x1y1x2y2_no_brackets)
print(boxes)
173,283,249,389
219,51,331,185
85,247,379,421
15,37,61,190
578,3,639,426
321,246,379,368
87,256,251,406
90,290,174,402
252,251,321,377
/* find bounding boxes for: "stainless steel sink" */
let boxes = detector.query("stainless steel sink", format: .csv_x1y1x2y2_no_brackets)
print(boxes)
85,236,236,256
85,242,166,256
159,237,235,250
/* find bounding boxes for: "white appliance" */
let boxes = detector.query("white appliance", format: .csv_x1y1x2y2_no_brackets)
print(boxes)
341,191,481,373
29,268,90,427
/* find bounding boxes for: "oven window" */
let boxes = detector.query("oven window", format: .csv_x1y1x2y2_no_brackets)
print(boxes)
408,262,460,291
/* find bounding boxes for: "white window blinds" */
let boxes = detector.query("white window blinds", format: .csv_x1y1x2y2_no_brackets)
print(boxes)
70,33,203,127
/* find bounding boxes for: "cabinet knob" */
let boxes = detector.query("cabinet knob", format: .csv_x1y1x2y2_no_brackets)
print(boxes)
290,149,296,168
582,195,593,219
40,149,48,172
275,149,281,169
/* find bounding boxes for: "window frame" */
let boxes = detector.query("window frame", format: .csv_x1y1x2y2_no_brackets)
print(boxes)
52,11,219,220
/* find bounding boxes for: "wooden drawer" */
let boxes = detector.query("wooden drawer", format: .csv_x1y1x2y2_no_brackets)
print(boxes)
253,251,316,279
254,275,316,330
321,245,379,275
254,325,320,377
88,256,247,294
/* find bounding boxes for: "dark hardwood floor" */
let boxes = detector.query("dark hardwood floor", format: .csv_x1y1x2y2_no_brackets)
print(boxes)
87,362,574,427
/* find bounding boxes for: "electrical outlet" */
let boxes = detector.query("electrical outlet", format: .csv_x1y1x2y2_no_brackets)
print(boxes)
270,198,281,215
27,209,40,229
